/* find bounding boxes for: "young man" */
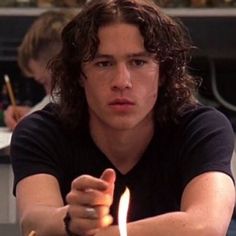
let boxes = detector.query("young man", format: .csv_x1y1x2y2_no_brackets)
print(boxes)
11,0,235,235
4,10,74,130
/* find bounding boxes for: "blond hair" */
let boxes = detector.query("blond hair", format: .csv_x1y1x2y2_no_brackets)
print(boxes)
18,10,75,77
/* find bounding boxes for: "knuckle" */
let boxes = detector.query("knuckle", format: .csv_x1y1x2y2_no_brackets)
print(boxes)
66,191,77,203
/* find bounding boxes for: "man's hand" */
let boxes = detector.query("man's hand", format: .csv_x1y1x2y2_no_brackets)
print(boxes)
66,168,116,235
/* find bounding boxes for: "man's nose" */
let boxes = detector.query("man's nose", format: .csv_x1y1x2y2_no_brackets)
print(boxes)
111,63,132,90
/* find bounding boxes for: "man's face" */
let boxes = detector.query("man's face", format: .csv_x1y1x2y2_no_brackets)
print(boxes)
82,23,160,131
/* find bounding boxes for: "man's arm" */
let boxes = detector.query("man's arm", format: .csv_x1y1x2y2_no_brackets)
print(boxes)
16,169,115,236
16,171,235,236
97,171,235,236
16,174,67,236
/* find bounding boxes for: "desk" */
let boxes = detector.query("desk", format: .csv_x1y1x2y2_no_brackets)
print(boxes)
0,127,16,227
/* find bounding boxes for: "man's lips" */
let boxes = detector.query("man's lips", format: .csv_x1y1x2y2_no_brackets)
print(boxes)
109,98,135,106
108,98,135,113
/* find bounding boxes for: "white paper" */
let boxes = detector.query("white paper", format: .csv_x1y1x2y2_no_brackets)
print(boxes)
0,127,12,149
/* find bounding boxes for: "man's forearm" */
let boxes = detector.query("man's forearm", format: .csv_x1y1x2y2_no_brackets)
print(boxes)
97,211,228,236
20,205,68,236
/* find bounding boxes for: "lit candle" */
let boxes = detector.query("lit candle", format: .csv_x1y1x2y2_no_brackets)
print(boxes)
118,187,130,236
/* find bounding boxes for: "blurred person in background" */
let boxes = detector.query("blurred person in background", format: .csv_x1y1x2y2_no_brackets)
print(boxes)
4,10,74,130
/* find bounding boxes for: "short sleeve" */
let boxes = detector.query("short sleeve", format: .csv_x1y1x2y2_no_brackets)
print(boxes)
10,107,64,195
179,107,235,189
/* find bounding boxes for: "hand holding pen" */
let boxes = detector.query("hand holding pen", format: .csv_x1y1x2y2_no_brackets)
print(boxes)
4,74,22,129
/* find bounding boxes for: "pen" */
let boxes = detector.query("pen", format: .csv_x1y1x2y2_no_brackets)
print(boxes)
4,74,20,120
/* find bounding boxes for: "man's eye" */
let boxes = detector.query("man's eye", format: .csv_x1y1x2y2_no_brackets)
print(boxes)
95,61,112,67
131,59,147,66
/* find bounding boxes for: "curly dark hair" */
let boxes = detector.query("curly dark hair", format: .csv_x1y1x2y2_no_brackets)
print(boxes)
49,0,200,131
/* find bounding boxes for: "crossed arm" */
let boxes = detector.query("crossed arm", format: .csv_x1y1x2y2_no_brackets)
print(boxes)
16,169,235,236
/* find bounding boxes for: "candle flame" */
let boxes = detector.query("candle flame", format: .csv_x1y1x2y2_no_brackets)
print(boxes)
118,187,130,236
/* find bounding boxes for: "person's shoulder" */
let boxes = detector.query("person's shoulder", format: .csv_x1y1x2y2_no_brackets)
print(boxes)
179,103,234,138
181,104,230,123
14,102,59,133
28,95,51,114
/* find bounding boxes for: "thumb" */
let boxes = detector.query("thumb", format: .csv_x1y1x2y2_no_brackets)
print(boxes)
100,168,116,196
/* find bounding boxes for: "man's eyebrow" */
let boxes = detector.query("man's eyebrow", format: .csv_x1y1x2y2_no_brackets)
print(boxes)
128,52,153,57
93,51,153,59
93,54,113,60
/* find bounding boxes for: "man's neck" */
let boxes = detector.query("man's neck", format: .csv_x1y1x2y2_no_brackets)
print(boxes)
90,120,154,174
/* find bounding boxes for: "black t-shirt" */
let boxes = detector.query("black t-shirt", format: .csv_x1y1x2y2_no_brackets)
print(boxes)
10,103,235,224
